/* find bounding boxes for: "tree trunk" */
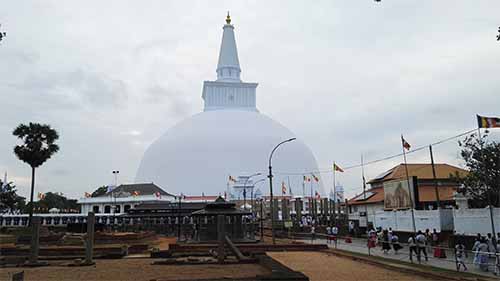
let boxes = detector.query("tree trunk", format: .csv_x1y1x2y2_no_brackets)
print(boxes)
28,166,35,227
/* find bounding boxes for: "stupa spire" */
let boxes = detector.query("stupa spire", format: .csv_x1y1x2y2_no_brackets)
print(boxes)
216,12,241,82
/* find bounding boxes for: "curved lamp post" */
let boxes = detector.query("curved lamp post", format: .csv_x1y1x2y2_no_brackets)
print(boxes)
251,178,266,214
268,138,296,244
243,173,261,211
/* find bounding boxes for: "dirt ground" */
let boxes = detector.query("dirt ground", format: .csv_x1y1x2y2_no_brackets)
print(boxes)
0,259,270,281
268,251,435,281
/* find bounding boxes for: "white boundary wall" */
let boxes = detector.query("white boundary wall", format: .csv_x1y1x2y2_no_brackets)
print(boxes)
453,207,500,236
374,209,454,232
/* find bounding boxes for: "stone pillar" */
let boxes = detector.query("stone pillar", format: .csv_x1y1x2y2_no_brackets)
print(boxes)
84,212,95,265
282,199,290,221
324,198,329,216
272,199,280,221
217,215,225,264
295,198,302,224
29,216,41,264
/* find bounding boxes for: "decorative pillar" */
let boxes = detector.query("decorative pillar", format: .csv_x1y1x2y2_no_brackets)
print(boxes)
84,212,95,265
28,216,41,264
295,198,302,224
217,215,225,263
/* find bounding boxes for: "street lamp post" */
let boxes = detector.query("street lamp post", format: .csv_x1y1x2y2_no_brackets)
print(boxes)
243,173,261,211
268,138,296,244
177,193,183,241
111,170,119,228
251,178,266,215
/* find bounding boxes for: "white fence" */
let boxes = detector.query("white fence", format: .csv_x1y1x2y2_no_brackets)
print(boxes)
373,209,454,232
453,207,500,236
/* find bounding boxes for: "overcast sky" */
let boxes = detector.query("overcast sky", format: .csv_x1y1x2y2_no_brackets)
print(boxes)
1,1,499,200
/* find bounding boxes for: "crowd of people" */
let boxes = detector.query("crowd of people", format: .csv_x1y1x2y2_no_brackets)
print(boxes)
364,228,500,275
303,222,500,275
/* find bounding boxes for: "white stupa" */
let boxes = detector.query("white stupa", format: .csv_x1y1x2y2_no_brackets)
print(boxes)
136,14,323,196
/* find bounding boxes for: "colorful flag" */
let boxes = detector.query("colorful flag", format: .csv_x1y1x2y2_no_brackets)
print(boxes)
155,191,161,198
477,115,500,128
401,135,411,151
84,192,91,198
281,181,287,195
333,164,344,172
315,191,321,199
132,191,140,196
311,173,320,182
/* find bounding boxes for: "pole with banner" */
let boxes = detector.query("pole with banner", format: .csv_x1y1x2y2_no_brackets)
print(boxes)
332,162,336,221
401,135,417,234
476,115,497,236
429,145,441,209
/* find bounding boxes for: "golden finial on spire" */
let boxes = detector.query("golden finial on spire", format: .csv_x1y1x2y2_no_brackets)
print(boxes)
226,11,231,24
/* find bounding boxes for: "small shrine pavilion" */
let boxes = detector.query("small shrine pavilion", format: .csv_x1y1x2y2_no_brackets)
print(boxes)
191,197,253,242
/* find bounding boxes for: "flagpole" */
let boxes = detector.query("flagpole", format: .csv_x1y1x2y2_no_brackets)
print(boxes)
332,162,336,223
401,135,417,234
287,176,292,197
477,125,496,236
302,174,305,197
361,155,368,229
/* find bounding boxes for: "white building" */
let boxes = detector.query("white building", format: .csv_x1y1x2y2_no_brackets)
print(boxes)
135,14,323,196
78,183,175,214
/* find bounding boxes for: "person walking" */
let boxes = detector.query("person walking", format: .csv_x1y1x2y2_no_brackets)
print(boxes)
487,233,496,257
368,228,377,249
408,234,419,262
391,233,402,254
416,230,428,261
326,225,332,244
381,229,391,254
310,224,316,243
388,227,393,248
331,225,338,247
477,237,490,271
473,234,482,266
455,239,468,272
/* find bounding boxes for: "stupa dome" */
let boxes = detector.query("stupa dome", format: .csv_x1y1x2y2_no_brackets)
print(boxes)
135,15,323,196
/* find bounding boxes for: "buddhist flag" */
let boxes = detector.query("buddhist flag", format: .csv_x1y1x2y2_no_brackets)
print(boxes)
281,181,287,195
315,191,321,199
477,115,500,128
84,192,91,198
401,135,411,151
155,191,161,198
333,163,344,173
311,173,320,182
132,191,140,196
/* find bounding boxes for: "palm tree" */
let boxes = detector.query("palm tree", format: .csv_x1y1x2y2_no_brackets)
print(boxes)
13,122,59,225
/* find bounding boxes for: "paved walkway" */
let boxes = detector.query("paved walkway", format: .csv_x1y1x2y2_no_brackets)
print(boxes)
298,236,499,279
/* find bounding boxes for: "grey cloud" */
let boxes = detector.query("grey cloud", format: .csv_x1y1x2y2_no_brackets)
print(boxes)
146,84,190,116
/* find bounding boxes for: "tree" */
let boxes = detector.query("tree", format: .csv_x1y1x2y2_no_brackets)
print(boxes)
33,192,79,213
457,131,500,208
91,185,108,197
0,180,26,213
13,122,59,225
